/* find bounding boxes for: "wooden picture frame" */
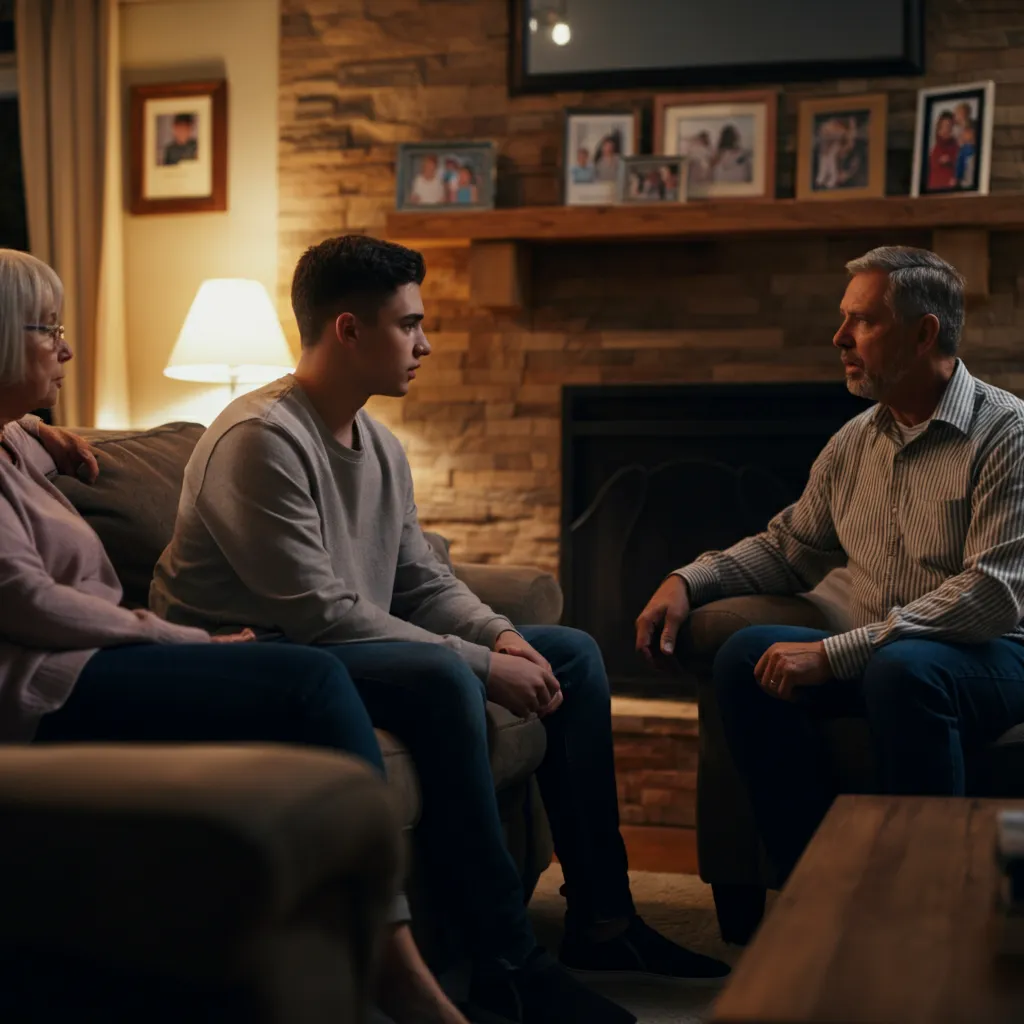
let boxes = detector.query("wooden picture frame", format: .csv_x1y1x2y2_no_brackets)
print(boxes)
911,80,995,198
563,108,640,206
129,79,227,215
654,89,777,200
796,93,888,201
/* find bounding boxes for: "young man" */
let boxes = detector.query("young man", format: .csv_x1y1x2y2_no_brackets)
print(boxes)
152,236,729,1024
637,246,1024,907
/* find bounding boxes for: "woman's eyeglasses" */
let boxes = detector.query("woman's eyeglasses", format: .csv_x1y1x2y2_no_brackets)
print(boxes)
23,324,66,345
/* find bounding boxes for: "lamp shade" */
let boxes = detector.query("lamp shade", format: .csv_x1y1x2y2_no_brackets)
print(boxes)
164,279,295,385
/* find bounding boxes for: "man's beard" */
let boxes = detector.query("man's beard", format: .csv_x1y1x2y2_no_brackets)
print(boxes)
846,372,883,399
844,348,915,401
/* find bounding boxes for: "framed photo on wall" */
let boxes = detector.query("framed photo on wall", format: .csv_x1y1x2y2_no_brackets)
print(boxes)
796,93,888,201
395,142,496,211
654,90,777,200
618,156,686,204
912,81,995,197
129,79,227,215
564,109,639,205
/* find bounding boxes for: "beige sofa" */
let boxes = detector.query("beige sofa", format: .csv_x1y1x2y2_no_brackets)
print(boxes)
0,744,404,1023
681,589,1024,944
50,422,560,971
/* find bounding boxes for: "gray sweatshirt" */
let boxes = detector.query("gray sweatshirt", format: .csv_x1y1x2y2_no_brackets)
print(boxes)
150,377,512,680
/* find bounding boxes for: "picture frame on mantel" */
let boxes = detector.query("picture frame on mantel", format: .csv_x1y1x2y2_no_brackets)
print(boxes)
395,142,496,211
911,80,995,198
129,79,228,215
796,93,888,202
654,89,777,201
564,108,639,206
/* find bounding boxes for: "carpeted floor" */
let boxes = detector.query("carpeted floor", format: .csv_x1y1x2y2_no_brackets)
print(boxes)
529,864,746,1024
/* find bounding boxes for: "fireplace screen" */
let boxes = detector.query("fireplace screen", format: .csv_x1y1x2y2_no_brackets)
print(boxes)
560,382,871,696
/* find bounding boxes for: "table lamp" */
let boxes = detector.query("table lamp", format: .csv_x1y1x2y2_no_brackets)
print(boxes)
164,279,295,397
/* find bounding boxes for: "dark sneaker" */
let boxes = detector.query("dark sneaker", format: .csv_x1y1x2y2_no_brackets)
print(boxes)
560,915,731,987
467,948,636,1024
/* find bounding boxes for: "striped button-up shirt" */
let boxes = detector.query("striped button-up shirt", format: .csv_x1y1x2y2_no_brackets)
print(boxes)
675,360,1024,679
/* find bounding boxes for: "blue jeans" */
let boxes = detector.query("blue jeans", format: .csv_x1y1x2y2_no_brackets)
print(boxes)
35,642,383,767
713,626,1024,885
317,625,634,966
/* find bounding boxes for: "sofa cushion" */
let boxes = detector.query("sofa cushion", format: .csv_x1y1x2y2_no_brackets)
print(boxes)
53,423,203,608
486,704,548,789
379,704,547,830
377,730,421,828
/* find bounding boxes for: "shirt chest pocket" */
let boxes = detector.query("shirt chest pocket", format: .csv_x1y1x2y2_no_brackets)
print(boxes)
900,495,971,572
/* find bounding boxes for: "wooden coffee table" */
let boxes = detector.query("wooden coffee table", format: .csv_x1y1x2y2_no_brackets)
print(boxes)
710,795,1024,1023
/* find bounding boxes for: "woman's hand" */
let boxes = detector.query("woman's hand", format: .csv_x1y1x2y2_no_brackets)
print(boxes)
36,423,99,483
211,628,256,644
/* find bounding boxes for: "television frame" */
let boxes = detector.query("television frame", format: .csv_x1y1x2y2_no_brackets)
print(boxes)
508,0,925,96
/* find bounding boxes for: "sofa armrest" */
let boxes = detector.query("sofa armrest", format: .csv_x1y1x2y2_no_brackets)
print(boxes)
0,745,403,979
681,595,830,664
452,562,563,626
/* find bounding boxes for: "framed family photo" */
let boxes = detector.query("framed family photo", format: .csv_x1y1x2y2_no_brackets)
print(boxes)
129,80,227,215
654,90,777,200
618,157,686,204
395,142,496,211
796,94,888,201
912,81,994,197
564,109,639,205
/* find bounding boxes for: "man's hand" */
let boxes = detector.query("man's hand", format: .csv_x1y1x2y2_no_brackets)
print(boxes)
754,641,833,700
36,423,99,484
486,651,562,719
635,574,691,665
493,629,551,671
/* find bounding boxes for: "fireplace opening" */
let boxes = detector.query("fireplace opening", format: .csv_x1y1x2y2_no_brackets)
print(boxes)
560,382,872,697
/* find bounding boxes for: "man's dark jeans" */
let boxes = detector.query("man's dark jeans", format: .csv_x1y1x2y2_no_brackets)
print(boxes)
712,626,1024,885
319,625,635,968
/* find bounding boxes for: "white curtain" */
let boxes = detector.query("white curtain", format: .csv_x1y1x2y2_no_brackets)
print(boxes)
16,0,128,427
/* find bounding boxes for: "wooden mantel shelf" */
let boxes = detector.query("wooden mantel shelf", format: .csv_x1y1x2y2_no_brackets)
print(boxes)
386,195,1024,245
385,195,1022,309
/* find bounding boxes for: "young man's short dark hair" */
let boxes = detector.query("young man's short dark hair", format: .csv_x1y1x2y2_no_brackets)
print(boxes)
291,235,426,347
173,113,195,128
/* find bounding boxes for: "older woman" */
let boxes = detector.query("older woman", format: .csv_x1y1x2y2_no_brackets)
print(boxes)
0,249,465,1024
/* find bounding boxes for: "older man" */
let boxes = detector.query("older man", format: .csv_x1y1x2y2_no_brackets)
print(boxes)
637,246,1024,887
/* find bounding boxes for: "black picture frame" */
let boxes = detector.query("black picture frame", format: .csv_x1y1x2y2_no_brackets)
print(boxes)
509,0,925,97
912,81,994,198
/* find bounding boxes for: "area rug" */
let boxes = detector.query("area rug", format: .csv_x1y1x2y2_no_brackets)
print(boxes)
529,864,744,1024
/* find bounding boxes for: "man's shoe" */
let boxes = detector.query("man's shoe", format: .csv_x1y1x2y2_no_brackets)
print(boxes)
466,949,636,1024
560,915,731,987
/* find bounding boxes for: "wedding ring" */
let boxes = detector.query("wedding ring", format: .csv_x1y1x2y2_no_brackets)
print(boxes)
770,678,780,689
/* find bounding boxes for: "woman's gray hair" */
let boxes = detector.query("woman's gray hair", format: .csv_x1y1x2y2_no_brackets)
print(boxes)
845,246,965,356
0,249,64,386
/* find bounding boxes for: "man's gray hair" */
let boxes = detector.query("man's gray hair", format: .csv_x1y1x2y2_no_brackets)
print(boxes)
0,249,64,385
845,245,965,357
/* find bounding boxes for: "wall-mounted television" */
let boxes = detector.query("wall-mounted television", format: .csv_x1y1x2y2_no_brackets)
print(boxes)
511,0,924,95
0,0,11,54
